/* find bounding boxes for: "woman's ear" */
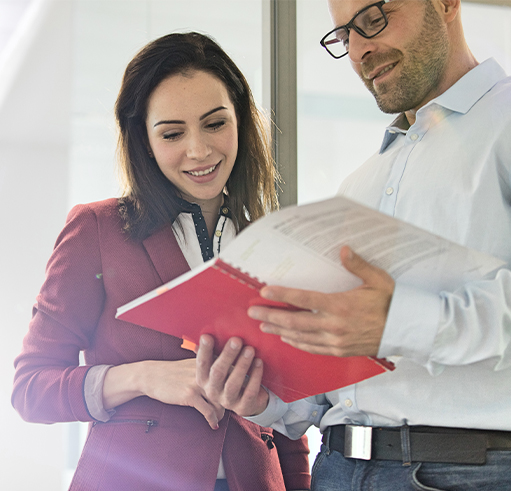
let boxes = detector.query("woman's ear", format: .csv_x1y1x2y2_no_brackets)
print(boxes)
144,135,154,158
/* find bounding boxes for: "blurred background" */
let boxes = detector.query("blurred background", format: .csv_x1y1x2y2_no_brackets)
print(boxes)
1,0,510,489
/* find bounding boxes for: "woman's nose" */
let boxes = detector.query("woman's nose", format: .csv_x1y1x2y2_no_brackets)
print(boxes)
186,132,212,161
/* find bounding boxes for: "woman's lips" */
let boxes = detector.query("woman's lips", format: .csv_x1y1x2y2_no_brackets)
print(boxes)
184,162,222,183
185,163,219,177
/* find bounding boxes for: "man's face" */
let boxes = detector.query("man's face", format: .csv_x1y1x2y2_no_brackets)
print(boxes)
327,0,449,114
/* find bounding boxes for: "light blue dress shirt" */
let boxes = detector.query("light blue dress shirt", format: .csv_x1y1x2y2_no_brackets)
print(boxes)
249,58,511,438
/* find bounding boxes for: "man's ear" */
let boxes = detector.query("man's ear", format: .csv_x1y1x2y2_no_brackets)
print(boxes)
436,0,461,23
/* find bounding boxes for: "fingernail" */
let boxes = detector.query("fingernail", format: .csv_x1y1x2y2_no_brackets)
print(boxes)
230,339,241,350
248,307,259,319
243,347,253,358
346,247,353,260
260,287,274,300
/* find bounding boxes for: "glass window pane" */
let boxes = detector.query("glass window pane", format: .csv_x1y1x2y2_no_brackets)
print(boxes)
297,0,511,465
70,0,265,206
1,2,265,490
297,0,511,205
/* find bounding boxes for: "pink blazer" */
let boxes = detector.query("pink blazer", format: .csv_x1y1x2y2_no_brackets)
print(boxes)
12,199,310,491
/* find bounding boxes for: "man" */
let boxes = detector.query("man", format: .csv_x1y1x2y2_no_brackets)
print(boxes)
196,0,511,489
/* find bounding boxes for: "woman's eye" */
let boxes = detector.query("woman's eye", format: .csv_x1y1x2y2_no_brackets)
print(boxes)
162,132,182,141
207,120,226,131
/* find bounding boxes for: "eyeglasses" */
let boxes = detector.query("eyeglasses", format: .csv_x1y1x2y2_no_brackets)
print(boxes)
320,0,390,59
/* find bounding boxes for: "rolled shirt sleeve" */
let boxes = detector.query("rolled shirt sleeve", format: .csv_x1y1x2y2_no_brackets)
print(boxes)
83,365,116,422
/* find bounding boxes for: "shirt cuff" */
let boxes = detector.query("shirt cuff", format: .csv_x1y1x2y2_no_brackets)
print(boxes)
245,390,289,428
84,364,116,422
246,391,326,440
378,281,441,368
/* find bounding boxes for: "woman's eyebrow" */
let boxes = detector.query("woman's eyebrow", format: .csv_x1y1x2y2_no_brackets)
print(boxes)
153,119,184,127
153,106,227,128
200,106,227,120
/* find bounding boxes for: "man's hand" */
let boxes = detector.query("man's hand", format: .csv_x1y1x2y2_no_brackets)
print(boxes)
248,246,395,357
196,335,269,419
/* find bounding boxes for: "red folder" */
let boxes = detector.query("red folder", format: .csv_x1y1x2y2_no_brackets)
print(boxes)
117,258,394,402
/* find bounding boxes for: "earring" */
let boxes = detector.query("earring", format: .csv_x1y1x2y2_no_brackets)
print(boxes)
148,149,154,158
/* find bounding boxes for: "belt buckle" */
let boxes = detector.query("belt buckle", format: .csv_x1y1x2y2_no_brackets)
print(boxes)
344,425,372,460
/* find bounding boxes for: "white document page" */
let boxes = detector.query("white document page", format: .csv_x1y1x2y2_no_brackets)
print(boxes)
220,195,505,294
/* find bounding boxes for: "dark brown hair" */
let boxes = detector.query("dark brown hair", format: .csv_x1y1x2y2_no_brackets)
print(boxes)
115,32,279,240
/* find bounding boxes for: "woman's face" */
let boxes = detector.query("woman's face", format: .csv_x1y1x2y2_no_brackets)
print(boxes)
145,70,238,211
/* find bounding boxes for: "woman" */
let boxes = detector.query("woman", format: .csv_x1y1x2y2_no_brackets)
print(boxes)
12,32,310,491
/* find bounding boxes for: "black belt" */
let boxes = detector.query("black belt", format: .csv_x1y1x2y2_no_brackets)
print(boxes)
322,424,511,465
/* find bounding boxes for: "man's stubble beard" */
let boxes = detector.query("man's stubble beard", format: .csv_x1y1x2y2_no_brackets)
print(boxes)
361,1,450,115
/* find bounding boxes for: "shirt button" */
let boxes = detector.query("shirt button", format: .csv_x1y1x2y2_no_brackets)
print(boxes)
222,207,229,214
410,133,419,141
344,399,353,408
215,230,222,237
385,187,394,195
311,410,318,418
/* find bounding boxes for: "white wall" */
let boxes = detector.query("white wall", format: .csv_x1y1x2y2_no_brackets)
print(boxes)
0,0,73,488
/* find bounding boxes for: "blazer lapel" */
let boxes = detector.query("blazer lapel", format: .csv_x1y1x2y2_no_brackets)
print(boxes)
142,224,190,284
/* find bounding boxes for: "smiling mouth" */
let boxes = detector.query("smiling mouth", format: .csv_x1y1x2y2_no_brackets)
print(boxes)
370,62,397,81
186,163,219,177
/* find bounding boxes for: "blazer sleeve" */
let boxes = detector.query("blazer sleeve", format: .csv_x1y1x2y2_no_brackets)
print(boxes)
12,204,106,423
273,431,311,491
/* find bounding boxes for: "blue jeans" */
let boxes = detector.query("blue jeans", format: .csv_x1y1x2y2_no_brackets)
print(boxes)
311,445,511,491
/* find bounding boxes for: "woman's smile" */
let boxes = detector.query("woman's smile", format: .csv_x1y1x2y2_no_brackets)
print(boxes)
146,70,238,207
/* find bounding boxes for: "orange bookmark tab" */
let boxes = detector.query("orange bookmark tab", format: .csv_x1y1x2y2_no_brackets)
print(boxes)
181,338,197,352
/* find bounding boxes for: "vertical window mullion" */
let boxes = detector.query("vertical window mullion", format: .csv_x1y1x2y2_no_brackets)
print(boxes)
270,0,298,207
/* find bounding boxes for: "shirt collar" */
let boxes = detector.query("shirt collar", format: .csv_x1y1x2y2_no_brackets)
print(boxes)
434,58,507,115
379,113,409,153
175,197,201,215
379,58,508,153
175,194,231,220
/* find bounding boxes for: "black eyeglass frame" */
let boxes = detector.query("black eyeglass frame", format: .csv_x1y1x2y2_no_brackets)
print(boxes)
320,0,390,59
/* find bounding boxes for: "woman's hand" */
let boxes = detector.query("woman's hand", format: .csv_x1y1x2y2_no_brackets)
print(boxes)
196,335,269,418
103,358,225,429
